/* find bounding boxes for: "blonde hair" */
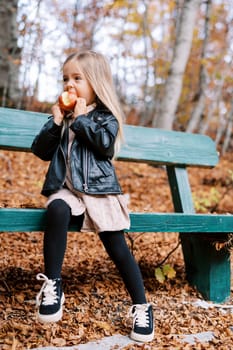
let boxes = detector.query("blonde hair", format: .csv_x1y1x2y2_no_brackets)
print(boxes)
63,50,124,155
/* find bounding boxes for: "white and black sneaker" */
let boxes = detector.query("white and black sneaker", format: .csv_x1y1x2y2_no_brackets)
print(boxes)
36,273,65,323
129,303,154,342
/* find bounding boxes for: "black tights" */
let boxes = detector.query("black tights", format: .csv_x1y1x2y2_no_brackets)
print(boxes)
44,199,146,304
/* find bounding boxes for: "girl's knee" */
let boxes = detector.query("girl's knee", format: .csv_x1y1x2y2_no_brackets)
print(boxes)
47,199,71,217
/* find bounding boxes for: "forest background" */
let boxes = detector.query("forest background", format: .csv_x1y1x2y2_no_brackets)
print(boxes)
0,0,233,153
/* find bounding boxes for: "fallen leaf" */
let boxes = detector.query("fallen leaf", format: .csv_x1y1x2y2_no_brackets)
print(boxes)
155,267,165,283
51,338,66,346
163,264,176,279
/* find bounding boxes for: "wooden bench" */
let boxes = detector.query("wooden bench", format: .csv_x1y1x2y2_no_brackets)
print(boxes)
0,107,233,303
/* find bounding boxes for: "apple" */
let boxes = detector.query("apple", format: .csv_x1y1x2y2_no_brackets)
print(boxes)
59,91,77,111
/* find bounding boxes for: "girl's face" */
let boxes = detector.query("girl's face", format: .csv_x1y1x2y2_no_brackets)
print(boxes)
62,59,96,105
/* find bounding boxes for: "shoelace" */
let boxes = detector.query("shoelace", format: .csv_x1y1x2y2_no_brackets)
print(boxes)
36,273,59,306
129,304,150,328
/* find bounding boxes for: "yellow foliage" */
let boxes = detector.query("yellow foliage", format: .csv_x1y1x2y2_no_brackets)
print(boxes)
155,267,165,283
155,264,176,283
163,264,176,279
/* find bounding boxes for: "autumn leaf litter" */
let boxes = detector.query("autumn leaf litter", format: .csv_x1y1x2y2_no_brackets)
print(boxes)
1,150,233,349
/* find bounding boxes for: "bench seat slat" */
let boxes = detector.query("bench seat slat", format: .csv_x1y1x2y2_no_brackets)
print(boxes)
118,125,218,167
0,208,232,233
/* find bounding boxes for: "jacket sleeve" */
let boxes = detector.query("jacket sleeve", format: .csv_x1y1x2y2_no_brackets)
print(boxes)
31,117,63,161
70,112,118,158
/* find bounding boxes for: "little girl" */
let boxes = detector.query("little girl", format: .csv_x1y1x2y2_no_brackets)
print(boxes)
31,50,154,343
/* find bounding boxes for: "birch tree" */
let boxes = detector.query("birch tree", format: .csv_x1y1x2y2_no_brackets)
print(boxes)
222,99,233,154
199,77,224,134
186,0,212,133
155,0,201,129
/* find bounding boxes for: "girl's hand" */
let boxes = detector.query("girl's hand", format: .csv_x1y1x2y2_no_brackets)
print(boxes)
52,103,64,125
73,97,87,118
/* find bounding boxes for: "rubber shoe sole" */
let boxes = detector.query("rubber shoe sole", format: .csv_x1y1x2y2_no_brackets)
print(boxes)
130,329,154,343
37,293,65,323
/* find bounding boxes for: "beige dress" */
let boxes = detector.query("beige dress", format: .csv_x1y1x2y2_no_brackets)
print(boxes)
46,106,130,233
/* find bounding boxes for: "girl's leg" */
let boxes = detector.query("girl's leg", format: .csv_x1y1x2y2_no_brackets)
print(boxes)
98,230,146,304
44,199,71,279
98,230,154,342
44,198,84,278
37,198,84,323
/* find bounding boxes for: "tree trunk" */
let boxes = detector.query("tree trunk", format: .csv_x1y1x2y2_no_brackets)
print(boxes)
222,100,233,155
155,0,200,130
215,112,227,147
186,0,212,133
199,78,224,134
0,0,21,105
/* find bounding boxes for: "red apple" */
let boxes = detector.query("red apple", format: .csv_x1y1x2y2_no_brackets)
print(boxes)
59,91,77,111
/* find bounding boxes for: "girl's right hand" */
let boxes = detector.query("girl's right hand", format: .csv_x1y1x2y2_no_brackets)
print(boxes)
52,103,64,125
73,97,87,118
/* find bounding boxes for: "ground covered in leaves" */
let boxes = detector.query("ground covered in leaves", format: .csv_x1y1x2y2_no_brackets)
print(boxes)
0,150,233,349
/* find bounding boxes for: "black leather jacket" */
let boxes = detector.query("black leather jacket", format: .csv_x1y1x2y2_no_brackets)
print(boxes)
31,106,122,197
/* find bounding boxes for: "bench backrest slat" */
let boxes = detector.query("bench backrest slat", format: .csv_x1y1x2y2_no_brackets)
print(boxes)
0,107,218,167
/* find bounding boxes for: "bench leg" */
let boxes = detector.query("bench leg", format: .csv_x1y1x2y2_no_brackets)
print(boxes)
167,165,231,303
180,233,230,303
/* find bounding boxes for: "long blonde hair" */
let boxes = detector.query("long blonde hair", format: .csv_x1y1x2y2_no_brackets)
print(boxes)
63,50,124,155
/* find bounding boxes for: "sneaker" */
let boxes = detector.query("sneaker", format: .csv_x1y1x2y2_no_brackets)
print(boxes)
36,273,65,323
129,303,154,342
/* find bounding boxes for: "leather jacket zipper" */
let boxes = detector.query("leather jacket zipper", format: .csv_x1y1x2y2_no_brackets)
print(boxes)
83,148,89,192
60,122,69,186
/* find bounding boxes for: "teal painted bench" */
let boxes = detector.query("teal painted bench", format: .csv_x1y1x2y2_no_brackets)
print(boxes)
0,107,232,303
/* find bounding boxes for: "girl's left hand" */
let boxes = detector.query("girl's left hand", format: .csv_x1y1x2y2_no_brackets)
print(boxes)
73,98,87,118
52,103,64,125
